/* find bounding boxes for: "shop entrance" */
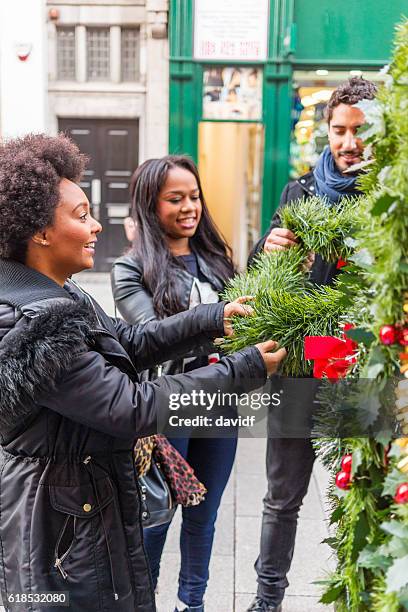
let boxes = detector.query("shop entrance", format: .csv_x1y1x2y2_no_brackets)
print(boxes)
198,122,264,270
59,118,139,272
290,70,384,179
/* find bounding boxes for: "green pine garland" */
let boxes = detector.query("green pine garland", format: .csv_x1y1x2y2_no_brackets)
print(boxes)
313,20,408,611
218,20,408,610
224,246,309,298
220,18,408,611
224,284,343,376
280,195,360,263
222,196,361,376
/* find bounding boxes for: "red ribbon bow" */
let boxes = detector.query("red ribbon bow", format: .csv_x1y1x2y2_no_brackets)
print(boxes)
304,324,357,379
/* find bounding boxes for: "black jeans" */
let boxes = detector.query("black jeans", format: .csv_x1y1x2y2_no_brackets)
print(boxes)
254,436,316,605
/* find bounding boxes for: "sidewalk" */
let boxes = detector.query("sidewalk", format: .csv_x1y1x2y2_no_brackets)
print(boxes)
74,273,335,612
155,439,334,612
0,449,333,612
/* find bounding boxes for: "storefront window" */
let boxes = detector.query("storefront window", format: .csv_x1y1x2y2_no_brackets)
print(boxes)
202,66,262,120
290,70,383,178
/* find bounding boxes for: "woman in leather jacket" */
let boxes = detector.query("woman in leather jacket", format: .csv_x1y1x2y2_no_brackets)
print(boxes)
111,155,253,612
0,136,286,612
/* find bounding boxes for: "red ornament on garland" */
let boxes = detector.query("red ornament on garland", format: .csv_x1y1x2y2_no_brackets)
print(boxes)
398,328,408,346
341,454,353,473
335,470,351,490
379,325,397,345
394,483,408,504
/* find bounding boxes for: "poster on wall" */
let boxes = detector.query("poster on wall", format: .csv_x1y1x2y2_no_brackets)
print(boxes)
202,66,263,120
194,0,269,61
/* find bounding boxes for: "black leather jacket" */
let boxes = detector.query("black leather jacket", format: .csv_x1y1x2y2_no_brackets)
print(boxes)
0,259,266,611
111,252,228,376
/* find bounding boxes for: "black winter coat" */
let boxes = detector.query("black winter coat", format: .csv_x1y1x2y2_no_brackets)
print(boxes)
111,252,227,376
249,171,340,286
0,259,266,612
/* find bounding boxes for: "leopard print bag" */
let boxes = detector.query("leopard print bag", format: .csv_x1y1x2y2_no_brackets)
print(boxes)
135,435,207,507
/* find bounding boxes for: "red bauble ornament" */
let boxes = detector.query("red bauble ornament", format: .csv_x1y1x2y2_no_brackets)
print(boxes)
341,454,353,473
336,470,351,490
398,328,408,346
394,483,408,504
379,325,397,345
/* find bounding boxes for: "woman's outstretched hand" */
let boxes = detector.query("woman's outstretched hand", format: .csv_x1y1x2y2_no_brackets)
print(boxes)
255,340,287,376
223,296,255,336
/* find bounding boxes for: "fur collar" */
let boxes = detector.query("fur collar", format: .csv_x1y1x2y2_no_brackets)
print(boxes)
0,300,96,436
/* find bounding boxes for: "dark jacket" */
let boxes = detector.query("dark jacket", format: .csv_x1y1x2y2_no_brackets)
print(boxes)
111,252,227,376
0,259,266,612
249,171,339,286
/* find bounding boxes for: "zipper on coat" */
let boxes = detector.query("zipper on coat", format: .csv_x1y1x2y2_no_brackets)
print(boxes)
133,468,156,607
54,515,77,580
69,279,103,327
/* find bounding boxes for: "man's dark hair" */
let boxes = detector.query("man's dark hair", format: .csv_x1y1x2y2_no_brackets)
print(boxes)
0,133,87,262
325,77,377,123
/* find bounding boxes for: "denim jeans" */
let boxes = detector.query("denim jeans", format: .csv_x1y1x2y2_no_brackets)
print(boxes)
254,436,315,605
143,435,237,607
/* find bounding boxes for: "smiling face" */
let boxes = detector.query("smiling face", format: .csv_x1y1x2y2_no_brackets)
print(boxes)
328,103,366,173
28,178,102,285
156,166,202,254
48,178,102,277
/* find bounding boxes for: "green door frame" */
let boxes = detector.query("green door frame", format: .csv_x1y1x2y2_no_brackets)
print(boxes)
169,0,295,233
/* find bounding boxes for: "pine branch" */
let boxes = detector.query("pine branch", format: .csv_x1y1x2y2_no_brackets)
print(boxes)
221,196,365,376
279,195,361,262
223,246,309,302
223,285,343,376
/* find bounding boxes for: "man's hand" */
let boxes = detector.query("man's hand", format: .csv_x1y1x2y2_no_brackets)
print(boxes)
302,251,316,272
264,228,298,253
255,340,287,376
223,296,254,336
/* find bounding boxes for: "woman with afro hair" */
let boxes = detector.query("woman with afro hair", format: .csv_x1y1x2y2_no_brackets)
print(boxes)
0,133,285,611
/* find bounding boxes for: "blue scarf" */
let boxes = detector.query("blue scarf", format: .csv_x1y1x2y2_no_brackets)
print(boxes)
313,146,361,205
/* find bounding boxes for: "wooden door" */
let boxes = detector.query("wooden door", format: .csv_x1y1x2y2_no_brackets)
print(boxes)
59,118,139,271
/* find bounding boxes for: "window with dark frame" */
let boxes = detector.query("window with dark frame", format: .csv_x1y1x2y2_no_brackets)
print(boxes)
56,26,76,81
87,27,110,81
121,27,140,82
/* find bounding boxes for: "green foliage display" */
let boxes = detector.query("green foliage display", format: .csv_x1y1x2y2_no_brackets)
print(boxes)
313,20,408,611
222,197,360,376
222,19,408,612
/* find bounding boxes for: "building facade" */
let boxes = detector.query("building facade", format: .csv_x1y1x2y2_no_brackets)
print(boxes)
169,0,407,267
0,0,169,271
1,1,406,270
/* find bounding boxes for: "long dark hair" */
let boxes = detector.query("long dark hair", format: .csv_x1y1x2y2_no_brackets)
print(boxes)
130,155,234,318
